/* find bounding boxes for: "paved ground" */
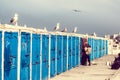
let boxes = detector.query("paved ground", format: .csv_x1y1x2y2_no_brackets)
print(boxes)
50,55,120,80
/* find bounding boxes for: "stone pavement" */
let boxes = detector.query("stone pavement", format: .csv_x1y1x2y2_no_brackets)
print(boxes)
50,55,120,80
109,68,120,80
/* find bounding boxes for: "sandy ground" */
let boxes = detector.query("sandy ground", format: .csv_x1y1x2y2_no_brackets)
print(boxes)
50,55,120,80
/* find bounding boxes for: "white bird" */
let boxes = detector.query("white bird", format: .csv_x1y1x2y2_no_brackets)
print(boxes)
61,27,67,32
91,32,96,36
93,32,96,36
72,27,77,33
54,23,60,31
10,13,18,25
44,27,47,31
24,24,27,28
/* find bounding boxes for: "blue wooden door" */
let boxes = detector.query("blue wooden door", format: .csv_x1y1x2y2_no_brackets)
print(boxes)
42,35,49,80
32,34,40,80
75,37,79,66
68,36,72,70
96,40,100,58
57,35,63,74
4,32,18,80
0,31,2,80
79,37,81,65
72,37,75,67
50,35,56,77
106,40,108,55
91,38,94,60
63,36,67,72
20,32,30,80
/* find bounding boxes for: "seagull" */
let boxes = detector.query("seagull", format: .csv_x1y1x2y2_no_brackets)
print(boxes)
10,13,18,25
54,23,60,31
24,24,27,28
93,32,96,36
43,27,47,31
72,27,77,33
61,28,67,32
73,9,81,12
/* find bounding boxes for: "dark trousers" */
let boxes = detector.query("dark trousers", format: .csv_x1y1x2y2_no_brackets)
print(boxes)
86,54,91,65
81,53,91,66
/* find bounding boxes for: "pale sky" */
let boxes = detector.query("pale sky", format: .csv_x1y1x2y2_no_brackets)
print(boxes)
0,0,120,36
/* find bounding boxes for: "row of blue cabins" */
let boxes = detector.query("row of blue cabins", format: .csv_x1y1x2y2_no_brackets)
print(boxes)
0,24,108,80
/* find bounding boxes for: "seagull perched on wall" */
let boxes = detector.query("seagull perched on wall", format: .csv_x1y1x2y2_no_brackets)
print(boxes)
61,28,67,32
91,32,96,36
10,13,18,26
44,27,47,31
54,23,60,31
72,27,77,33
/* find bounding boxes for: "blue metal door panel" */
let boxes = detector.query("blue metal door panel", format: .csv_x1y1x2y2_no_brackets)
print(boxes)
0,31,2,80
101,40,103,57
90,38,93,60
99,39,102,57
42,35,49,80
50,35,56,77
95,40,97,59
106,40,108,55
99,39,101,58
95,39,98,58
92,39,95,60
72,37,75,67
100,40,103,57
63,36,67,72
94,39,97,59
104,40,106,55
32,34,40,80
93,39,95,59
103,40,105,56
57,35,63,74
79,37,81,65
91,38,94,60
75,37,79,66
96,40,100,58
102,40,104,56
68,36,72,70
20,32,30,80
4,32,18,80
101,40,103,56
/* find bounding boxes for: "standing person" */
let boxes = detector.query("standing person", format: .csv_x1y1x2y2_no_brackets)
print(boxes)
81,38,91,66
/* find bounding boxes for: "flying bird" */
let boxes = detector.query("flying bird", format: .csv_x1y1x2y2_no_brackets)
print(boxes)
61,28,67,32
54,23,60,31
72,27,77,33
73,9,81,12
10,13,18,25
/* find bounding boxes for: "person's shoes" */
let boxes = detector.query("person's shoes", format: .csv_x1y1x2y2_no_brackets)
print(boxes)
88,63,91,66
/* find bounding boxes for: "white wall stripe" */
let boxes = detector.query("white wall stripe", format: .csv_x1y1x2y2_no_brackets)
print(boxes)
55,35,57,75
40,34,42,80
78,37,80,65
48,34,51,80
66,35,68,70
2,31,4,80
30,33,32,80
17,30,21,80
